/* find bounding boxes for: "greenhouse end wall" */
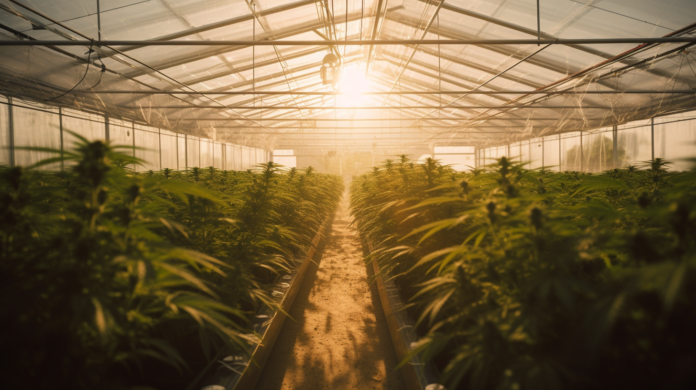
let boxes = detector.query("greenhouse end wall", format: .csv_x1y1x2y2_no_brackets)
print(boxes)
0,97,269,171
477,110,696,172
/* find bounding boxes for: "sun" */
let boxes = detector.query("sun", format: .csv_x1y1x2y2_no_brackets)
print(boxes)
338,67,368,105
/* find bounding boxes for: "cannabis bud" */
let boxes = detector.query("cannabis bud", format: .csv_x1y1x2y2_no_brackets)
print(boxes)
530,207,543,230
487,201,496,223
127,184,140,203
97,189,108,206
670,202,690,242
487,201,496,213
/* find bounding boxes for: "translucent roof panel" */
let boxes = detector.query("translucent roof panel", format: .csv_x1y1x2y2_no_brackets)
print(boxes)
0,0,694,153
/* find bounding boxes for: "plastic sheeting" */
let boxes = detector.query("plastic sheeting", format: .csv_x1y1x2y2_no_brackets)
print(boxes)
12,104,60,169
0,97,268,171
160,129,178,170
1,0,695,155
273,156,297,169
434,153,474,172
479,110,696,172
655,112,696,171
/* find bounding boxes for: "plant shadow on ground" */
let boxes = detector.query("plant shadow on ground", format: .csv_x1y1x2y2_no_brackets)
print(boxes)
255,197,404,390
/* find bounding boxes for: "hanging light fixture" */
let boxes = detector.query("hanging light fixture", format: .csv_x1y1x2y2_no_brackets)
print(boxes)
321,53,340,87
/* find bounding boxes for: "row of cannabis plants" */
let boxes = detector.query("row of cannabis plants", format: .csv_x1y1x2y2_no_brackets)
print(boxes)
0,134,343,389
351,156,695,390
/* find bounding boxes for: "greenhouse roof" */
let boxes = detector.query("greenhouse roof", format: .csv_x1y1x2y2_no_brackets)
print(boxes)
1,0,695,152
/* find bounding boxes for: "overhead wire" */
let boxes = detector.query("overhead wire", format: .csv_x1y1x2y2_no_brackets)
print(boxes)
8,0,270,130
47,40,94,100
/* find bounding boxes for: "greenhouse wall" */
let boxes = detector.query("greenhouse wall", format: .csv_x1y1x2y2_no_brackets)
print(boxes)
478,110,696,172
433,146,476,172
0,97,268,171
272,149,297,169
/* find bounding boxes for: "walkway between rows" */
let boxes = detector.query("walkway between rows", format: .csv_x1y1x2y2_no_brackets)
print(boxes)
255,193,405,390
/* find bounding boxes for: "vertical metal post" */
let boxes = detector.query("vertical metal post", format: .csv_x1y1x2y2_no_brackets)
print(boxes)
184,134,188,171
59,107,64,171
558,135,562,171
8,96,15,167
104,115,109,142
158,128,162,170
131,122,136,171
536,0,541,45
96,0,101,41
507,143,511,159
176,134,179,171
580,131,584,172
199,138,201,168
651,117,655,160
252,2,255,105
541,138,545,167
612,125,618,168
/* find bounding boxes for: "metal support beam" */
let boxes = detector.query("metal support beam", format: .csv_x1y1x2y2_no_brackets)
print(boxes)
409,44,551,125
120,9,373,78
379,1,445,97
104,115,110,142
390,40,543,89
218,129,525,133
65,90,696,96
173,117,585,122
8,96,14,167
59,107,64,171
375,59,508,103
365,0,386,78
275,136,520,140
158,127,162,170
613,124,618,168
651,117,655,160
121,105,613,110
580,131,584,172
6,0,265,128
164,46,327,90
131,121,136,170
429,0,649,68
541,137,545,167
117,0,321,52
473,23,696,127
3,38,694,46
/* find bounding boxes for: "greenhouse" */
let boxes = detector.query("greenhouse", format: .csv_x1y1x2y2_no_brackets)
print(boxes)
1,0,696,389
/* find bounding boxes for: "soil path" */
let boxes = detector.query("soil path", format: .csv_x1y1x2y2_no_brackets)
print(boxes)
255,193,405,390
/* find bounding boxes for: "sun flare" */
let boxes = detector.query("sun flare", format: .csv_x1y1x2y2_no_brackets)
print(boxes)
338,67,368,105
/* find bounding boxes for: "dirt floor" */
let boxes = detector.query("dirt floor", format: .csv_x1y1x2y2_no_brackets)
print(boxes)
254,194,405,390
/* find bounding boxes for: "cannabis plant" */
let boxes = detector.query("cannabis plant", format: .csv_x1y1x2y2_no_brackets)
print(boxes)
351,156,696,390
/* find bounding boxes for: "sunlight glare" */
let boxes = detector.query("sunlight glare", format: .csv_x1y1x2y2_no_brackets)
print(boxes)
339,68,368,105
